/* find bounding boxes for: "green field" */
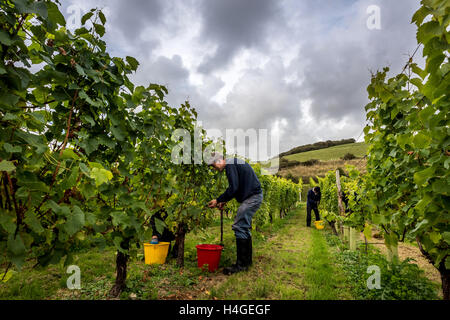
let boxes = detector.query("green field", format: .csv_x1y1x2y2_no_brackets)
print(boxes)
284,142,368,162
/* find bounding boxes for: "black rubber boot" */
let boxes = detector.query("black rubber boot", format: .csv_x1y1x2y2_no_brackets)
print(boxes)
239,238,253,269
223,239,248,275
246,237,252,267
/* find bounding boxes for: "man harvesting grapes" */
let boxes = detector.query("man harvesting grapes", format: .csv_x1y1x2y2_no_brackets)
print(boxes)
207,153,263,275
306,186,321,227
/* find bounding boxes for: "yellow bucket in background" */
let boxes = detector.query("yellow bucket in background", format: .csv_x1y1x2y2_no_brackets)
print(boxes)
144,242,170,264
314,220,325,230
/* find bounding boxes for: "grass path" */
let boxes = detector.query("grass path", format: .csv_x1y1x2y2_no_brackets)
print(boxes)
200,206,353,300
0,205,353,300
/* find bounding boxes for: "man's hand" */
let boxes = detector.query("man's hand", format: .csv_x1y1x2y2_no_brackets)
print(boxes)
217,202,225,210
208,199,218,208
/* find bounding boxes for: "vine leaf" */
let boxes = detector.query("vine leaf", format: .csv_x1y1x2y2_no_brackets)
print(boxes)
0,160,16,172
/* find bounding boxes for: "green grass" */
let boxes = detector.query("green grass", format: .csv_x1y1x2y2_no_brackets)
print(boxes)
0,211,294,300
207,208,309,299
304,229,350,299
0,205,354,300
323,234,441,300
207,206,353,300
1,203,438,300
0,247,116,300
284,142,368,162
5,205,436,300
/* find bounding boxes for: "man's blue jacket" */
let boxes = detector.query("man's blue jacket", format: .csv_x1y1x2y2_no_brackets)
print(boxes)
216,158,262,204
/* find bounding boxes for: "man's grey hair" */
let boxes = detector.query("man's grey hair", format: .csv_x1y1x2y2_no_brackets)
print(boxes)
206,152,224,166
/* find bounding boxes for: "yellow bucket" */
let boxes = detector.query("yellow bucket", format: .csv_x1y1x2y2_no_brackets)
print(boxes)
314,220,325,230
144,242,170,264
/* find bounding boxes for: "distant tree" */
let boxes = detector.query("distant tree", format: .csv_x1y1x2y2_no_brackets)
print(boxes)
279,138,356,157
301,159,319,167
341,153,356,160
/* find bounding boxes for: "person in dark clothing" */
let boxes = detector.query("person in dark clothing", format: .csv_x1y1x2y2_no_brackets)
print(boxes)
306,186,321,227
342,191,350,213
342,191,358,214
150,209,177,258
207,153,263,275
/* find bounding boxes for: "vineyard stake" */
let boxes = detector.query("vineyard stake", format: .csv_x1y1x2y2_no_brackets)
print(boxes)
220,208,224,246
335,170,345,236
349,228,357,251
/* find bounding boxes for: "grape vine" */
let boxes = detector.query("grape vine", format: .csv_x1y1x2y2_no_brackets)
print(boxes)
318,0,449,299
0,0,301,296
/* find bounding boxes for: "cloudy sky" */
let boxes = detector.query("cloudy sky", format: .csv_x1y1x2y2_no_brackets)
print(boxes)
61,0,423,160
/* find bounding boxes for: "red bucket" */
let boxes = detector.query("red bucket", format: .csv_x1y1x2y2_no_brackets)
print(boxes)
196,244,223,272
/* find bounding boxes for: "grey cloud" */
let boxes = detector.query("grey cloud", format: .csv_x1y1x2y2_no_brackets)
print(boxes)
60,0,163,56
130,55,223,122
294,0,421,124
300,42,371,123
110,0,164,42
60,0,423,156
199,75,225,98
148,55,189,87
197,0,283,73
203,57,305,153
131,55,190,104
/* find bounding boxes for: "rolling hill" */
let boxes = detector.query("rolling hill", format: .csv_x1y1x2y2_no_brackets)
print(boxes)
261,141,369,185
284,142,368,162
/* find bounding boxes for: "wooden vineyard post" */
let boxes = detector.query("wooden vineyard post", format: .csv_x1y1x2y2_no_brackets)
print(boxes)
343,227,349,242
387,245,399,263
349,228,357,251
364,235,368,254
220,208,224,246
335,170,346,238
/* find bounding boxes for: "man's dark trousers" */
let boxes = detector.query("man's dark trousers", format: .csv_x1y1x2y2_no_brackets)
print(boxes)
306,203,320,227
